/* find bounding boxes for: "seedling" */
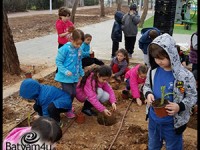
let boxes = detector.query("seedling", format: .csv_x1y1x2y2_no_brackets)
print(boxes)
160,86,174,106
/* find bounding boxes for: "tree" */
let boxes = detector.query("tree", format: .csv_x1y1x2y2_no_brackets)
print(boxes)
138,0,149,28
70,0,79,23
116,0,122,11
3,10,21,75
99,0,105,17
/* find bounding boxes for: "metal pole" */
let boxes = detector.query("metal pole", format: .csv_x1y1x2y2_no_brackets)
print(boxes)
138,0,142,16
152,0,154,16
50,0,52,14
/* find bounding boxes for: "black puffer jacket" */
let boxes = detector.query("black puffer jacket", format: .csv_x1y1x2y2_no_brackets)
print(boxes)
111,11,124,42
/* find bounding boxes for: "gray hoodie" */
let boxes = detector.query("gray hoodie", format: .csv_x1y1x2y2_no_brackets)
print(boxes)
143,33,197,129
122,11,140,37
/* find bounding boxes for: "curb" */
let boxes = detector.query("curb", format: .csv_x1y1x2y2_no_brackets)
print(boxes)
3,65,56,99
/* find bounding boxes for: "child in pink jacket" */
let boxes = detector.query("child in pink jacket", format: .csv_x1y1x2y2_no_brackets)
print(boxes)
76,65,117,116
124,64,148,106
3,116,62,150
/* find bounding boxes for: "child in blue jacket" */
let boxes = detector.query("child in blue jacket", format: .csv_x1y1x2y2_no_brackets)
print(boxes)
81,33,104,68
55,29,85,118
139,27,160,66
19,79,72,126
111,11,124,58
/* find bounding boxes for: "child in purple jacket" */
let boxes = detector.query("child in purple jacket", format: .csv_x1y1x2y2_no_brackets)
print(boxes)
124,64,148,106
76,65,117,116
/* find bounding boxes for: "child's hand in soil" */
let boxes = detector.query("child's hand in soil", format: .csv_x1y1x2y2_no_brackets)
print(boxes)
111,103,117,111
103,109,112,116
136,98,142,106
165,101,180,116
146,94,155,105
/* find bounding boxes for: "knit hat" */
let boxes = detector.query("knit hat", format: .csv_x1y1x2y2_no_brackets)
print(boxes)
20,79,40,100
129,4,137,11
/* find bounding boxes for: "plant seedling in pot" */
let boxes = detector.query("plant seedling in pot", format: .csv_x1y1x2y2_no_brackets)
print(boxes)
152,86,174,117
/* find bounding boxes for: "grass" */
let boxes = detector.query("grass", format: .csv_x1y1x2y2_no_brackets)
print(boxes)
139,13,197,35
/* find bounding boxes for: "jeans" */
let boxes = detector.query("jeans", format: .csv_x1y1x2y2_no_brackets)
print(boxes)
148,116,183,150
61,82,77,101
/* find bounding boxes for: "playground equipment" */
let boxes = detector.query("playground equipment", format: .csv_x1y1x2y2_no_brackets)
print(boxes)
175,0,197,30
182,0,197,30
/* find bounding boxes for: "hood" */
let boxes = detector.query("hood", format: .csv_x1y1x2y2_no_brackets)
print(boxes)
114,11,124,24
19,79,41,100
149,33,181,77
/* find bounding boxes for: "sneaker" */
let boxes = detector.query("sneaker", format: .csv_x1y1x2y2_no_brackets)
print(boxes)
65,110,76,119
82,109,93,116
82,108,97,116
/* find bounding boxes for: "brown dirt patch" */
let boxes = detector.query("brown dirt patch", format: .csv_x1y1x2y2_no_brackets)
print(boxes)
3,62,197,149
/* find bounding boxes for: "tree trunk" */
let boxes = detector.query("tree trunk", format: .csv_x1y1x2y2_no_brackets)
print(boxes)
70,0,79,23
100,0,105,17
116,0,122,11
3,10,21,75
138,0,149,28
79,0,84,7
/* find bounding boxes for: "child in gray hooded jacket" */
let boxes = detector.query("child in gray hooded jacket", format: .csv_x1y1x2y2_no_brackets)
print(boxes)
122,3,140,58
143,33,197,150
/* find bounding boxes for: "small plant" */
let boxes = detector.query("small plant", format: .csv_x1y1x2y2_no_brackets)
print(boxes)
160,86,174,106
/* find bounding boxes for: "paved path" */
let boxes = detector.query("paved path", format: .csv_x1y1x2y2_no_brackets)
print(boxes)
15,16,191,67
4,7,192,99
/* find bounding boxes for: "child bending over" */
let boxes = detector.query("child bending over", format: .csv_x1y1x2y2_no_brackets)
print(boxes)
76,65,117,116
3,116,62,150
124,64,148,106
143,33,197,149
81,33,104,69
19,79,72,126
110,48,130,81
55,29,85,119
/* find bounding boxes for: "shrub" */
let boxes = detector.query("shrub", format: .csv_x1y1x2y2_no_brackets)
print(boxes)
84,0,99,6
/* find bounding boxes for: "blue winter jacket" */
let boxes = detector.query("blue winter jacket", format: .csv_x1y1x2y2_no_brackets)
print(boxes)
19,79,72,116
55,42,84,83
139,27,160,54
80,42,90,58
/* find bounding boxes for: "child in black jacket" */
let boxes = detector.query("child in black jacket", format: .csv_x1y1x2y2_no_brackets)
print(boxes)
111,11,124,58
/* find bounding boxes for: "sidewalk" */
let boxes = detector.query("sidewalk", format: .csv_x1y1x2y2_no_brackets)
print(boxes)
4,8,192,99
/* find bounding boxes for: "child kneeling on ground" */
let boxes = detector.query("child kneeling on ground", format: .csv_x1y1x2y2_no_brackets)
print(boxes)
19,79,72,126
124,64,148,106
76,65,117,116
110,48,130,82
3,116,62,150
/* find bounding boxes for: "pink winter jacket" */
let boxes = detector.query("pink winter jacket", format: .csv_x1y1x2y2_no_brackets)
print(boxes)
3,127,31,150
125,64,146,98
76,73,116,112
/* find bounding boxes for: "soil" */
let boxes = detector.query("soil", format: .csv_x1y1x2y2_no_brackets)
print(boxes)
3,6,197,150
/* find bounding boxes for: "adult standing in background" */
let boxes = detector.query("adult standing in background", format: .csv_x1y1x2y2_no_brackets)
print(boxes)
122,3,140,58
